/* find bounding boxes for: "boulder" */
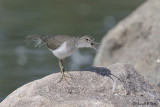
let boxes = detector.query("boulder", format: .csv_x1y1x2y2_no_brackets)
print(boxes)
94,0,160,86
0,64,159,107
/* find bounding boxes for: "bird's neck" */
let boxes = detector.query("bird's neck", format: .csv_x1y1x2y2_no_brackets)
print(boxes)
75,38,84,48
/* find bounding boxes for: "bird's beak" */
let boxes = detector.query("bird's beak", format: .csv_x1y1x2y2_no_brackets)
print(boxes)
91,41,100,51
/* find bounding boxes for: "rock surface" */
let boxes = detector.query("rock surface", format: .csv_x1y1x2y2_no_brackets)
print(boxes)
94,0,160,86
0,64,160,107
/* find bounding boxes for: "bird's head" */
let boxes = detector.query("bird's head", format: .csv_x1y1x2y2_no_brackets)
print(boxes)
76,35,100,51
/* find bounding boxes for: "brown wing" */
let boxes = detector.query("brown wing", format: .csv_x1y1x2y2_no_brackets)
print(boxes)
46,35,72,50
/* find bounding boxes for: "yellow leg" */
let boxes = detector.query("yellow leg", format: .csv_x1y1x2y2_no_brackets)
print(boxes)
59,59,64,74
58,59,72,84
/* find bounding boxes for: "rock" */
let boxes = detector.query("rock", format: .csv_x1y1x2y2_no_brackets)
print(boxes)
0,64,160,107
94,0,160,86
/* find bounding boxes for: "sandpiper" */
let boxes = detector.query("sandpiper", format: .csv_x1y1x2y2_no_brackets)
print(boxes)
26,35,99,82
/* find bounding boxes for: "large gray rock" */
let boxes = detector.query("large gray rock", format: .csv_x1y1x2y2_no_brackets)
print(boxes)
0,64,160,107
94,0,160,86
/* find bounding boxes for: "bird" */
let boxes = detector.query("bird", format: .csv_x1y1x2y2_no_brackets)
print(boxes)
26,34,99,82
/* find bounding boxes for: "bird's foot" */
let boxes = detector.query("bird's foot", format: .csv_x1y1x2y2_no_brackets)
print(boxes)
58,71,72,84
64,71,72,78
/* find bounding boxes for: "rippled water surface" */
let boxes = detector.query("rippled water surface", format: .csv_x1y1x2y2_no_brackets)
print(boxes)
0,0,145,101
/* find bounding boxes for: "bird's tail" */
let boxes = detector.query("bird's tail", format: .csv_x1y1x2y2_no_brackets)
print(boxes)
26,35,48,48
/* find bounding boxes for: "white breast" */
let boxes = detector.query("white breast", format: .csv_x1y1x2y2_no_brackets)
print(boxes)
50,42,77,59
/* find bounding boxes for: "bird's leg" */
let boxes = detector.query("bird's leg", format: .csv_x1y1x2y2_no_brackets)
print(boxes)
59,59,72,77
58,59,72,83
59,59,65,74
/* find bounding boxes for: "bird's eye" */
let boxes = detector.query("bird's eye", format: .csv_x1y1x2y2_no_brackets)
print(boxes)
86,38,89,41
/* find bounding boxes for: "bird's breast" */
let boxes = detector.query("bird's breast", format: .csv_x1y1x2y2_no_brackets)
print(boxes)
50,42,77,59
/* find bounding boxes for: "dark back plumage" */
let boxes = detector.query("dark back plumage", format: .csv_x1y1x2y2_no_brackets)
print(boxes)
46,35,73,50
26,35,73,50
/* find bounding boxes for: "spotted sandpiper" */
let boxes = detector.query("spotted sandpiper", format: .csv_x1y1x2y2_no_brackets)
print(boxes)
26,35,99,82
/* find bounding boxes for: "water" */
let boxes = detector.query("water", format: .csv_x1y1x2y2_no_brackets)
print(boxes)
0,0,145,102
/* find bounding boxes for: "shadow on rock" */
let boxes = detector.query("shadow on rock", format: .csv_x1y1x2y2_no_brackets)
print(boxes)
83,66,119,81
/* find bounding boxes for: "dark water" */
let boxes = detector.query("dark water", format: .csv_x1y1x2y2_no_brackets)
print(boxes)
0,0,144,102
